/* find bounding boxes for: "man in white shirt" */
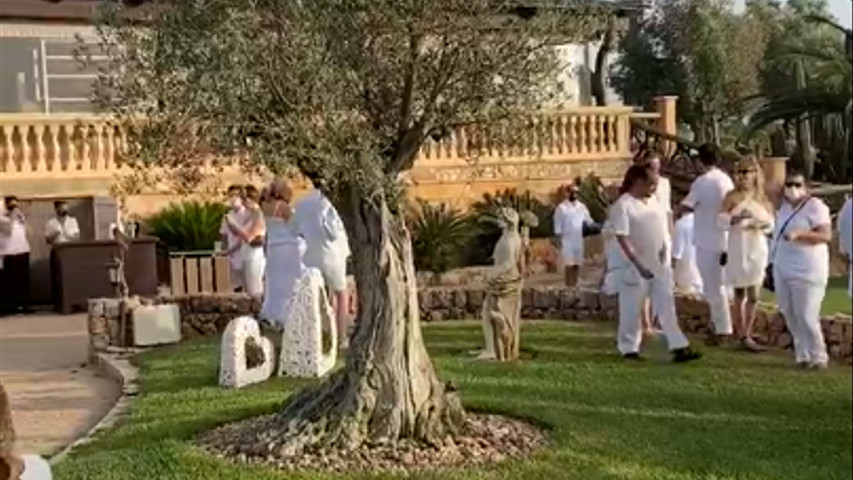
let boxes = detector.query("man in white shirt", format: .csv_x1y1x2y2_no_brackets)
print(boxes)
672,211,703,294
838,196,852,297
220,185,249,292
0,196,31,315
554,182,592,287
680,144,734,343
294,180,352,348
611,165,702,362
45,201,80,245
639,151,673,235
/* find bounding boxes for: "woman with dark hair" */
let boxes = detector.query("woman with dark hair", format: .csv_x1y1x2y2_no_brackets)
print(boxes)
226,185,267,296
771,170,832,369
611,165,701,362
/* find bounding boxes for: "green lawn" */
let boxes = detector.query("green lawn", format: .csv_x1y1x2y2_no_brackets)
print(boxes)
55,322,852,480
761,276,852,316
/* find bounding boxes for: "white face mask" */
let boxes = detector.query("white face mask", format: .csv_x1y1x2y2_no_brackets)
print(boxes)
784,186,805,203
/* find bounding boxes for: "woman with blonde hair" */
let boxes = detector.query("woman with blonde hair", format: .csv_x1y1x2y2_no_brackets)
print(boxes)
258,178,306,328
719,156,774,352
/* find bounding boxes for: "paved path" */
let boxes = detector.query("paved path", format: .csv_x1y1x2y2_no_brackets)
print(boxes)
0,313,120,456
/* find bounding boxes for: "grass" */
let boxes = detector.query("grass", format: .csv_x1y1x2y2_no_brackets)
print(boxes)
55,322,852,480
760,276,852,316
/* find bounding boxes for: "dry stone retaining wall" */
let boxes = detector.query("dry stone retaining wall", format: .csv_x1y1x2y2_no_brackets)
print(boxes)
87,287,853,363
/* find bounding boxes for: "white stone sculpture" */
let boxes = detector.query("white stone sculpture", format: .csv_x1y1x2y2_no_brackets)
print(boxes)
219,316,275,388
132,304,181,346
279,268,337,378
480,207,524,361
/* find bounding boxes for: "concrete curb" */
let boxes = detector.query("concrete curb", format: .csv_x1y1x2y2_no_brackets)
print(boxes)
49,350,140,466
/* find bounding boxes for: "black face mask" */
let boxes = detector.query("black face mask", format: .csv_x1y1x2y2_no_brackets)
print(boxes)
568,193,577,202
58,210,69,217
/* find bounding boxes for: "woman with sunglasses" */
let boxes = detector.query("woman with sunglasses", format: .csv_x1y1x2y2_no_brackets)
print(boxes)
719,157,774,352
772,170,832,369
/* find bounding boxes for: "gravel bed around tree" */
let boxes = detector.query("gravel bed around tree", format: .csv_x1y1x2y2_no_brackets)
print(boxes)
199,413,546,475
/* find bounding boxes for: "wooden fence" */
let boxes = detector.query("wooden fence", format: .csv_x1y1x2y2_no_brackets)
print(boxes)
169,251,232,296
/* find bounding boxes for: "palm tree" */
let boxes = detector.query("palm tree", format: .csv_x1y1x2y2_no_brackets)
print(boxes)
744,13,852,180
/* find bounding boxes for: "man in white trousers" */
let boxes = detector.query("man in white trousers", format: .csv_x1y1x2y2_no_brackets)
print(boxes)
554,181,592,287
838,196,852,297
680,144,734,344
294,178,352,349
612,165,702,362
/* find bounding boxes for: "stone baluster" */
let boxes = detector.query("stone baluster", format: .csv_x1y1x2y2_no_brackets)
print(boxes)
457,125,468,158
93,124,105,170
48,124,61,171
80,124,92,172
66,124,79,171
0,125,9,172
32,124,46,172
608,116,618,153
578,116,588,154
18,125,31,173
567,116,577,154
556,115,565,154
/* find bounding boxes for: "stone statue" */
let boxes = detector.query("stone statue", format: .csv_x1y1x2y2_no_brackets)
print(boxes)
480,207,524,361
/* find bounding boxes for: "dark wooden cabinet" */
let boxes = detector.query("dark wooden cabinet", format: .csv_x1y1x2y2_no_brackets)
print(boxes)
52,237,159,313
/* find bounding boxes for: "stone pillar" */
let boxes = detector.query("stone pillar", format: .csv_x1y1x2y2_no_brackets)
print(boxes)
653,96,678,157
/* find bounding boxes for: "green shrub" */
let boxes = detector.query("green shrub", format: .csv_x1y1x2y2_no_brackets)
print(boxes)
575,174,612,223
147,200,228,251
409,201,474,278
465,189,553,265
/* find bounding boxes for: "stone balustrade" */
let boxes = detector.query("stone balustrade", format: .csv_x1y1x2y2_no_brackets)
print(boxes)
0,114,129,178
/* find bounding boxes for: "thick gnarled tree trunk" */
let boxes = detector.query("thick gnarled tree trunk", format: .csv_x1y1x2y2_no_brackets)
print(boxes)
271,194,464,453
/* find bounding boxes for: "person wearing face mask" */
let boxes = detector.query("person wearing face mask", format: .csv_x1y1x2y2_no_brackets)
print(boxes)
226,185,266,296
680,144,735,345
0,196,31,316
772,170,833,369
838,196,852,298
45,201,80,246
554,181,592,288
45,200,81,311
611,165,702,363
220,185,250,292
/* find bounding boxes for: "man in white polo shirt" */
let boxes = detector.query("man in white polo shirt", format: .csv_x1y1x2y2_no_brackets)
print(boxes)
680,144,734,343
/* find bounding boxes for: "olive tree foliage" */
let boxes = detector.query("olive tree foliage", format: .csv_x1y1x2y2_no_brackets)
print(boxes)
87,0,606,452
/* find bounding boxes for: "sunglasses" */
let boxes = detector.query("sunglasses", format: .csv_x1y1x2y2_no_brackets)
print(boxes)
736,169,756,175
785,181,804,188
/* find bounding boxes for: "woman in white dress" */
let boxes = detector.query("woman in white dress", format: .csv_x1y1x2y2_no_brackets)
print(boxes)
227,185,266,296
260,179,306,329
719,157,774,352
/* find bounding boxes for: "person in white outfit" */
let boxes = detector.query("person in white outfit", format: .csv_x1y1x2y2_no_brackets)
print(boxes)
611,165,702,362
680,144,734,343
226,185,266,296
719,157,774,352
772,170,832,369
45,201,80,246
294,179,351,348
2,382,53,480
260,179,306,329
672,211,703,294
0,197,31,315
554,182,592,287
600,186,625,296
838,196,852,297
220,185,250,292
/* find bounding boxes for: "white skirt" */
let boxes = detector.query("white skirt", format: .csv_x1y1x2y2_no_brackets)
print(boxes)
241,245,266,296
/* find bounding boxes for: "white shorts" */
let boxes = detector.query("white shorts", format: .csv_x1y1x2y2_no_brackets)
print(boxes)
562,249,584,267
305,256,347,292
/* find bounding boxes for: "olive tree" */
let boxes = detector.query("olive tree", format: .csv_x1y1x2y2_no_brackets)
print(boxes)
91,0,603,453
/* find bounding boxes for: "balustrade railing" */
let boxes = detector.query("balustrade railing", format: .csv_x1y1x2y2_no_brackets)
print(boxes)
1,107,636,181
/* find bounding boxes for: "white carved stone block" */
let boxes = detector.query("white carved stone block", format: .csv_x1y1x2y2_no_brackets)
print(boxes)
220,316,275,388
279,268,337,378
132,304,181,346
